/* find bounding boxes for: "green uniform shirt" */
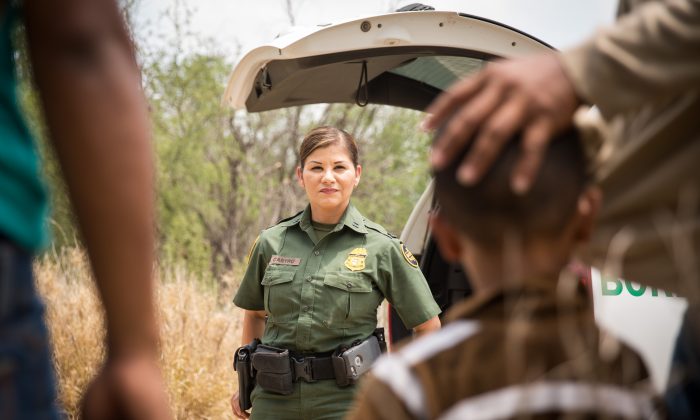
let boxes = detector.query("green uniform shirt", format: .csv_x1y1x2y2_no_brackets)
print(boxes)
234,203,440,354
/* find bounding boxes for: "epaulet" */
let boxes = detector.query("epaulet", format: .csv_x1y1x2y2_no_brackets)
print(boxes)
272,210,304,228
364,219,397,240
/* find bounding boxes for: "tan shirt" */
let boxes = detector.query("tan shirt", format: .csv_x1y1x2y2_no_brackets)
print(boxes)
560,0,700,298
347,280,657,419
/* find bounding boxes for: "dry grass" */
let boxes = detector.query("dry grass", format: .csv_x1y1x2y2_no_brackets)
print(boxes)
35,248,244,419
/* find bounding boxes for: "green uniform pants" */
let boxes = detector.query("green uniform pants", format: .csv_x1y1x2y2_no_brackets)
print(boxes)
250,380,356,420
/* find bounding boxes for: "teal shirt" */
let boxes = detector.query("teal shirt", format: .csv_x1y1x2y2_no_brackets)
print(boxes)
234,203,441,353
0,5,48,251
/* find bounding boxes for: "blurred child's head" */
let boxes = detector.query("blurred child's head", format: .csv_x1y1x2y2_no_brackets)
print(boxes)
431,126,599,279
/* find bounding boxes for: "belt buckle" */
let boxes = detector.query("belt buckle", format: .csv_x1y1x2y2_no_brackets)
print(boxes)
292,356,316,383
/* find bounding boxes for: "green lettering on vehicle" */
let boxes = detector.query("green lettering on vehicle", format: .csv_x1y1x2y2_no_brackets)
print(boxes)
624,281,646,297
601,277,622,296
600,277,676,298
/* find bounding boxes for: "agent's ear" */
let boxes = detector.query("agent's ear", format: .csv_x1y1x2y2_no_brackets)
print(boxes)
296,166,304,188
354,165,362,187
430,211,463,263
574,186,602,242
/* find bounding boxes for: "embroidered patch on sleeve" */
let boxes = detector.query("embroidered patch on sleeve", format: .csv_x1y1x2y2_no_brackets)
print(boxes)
401,243,419,268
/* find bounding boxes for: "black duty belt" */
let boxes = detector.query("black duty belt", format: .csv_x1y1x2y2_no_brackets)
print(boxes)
290,354,336,382
246,330,386,395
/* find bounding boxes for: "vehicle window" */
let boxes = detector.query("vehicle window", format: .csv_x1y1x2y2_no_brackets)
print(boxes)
389,56,486,91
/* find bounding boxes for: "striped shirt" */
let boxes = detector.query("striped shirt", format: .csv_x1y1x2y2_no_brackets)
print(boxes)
348,281,659,419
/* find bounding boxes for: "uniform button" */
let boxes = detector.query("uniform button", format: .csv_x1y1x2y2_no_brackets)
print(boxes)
303,306,311,312
314,250,320,256
305,276,312,282
346,282,353,288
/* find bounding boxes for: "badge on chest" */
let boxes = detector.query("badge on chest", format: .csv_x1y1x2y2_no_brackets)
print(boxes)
345,248,368,271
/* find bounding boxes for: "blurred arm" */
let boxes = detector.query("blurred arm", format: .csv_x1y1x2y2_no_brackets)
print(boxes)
561,0,700,117
23,1,171,418
23,0,157,360
412,315,441,337
426,0,700,194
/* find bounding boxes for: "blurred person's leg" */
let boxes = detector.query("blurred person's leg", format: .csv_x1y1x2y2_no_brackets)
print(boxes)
0,237,61,419
666,304,700,419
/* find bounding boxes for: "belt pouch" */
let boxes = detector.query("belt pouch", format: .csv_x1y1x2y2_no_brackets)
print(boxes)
252,345,294,395
333,335,382,387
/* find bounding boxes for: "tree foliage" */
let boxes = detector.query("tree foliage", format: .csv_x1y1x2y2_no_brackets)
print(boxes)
19,0,432,281
146,49,431,277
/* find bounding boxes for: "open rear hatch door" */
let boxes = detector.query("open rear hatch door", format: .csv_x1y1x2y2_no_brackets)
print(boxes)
223,10,552,112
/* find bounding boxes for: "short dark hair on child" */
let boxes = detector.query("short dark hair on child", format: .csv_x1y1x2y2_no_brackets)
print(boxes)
434,127,589,248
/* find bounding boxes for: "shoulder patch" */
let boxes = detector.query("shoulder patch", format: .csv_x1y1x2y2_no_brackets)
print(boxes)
401,242,419,268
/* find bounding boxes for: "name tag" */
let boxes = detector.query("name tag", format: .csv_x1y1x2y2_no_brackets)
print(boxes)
270,255,301,266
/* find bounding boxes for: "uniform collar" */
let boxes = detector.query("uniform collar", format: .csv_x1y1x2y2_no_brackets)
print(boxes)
298,203,368,235
341,203,369,234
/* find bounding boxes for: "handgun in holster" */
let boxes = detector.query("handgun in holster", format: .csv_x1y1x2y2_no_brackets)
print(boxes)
233,338,260,411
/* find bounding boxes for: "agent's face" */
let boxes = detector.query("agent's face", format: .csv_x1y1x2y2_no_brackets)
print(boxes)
296,143,361,217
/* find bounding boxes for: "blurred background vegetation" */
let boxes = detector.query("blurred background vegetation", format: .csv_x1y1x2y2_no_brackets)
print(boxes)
22,0,432,282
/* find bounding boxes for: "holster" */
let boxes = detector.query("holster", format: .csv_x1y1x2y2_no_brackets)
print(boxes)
233,338,260,411
332,328,385,387
251,344,295,395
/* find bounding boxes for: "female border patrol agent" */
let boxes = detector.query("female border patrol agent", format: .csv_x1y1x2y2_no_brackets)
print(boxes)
231,126,441,419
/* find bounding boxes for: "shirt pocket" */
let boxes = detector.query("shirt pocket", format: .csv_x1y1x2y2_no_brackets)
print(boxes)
260,268,297,323
320,272,379,329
